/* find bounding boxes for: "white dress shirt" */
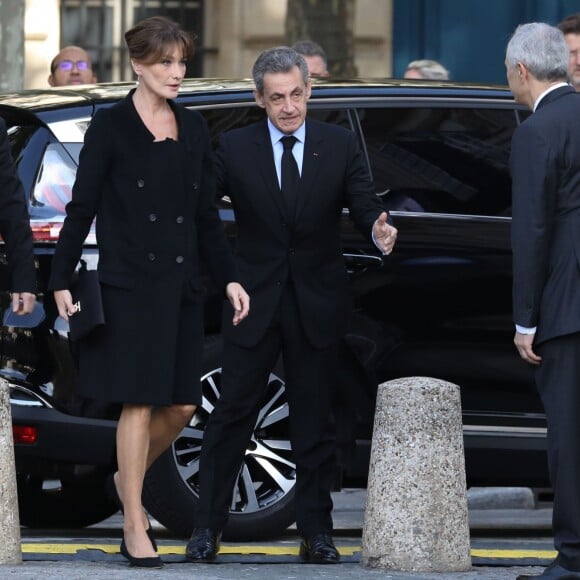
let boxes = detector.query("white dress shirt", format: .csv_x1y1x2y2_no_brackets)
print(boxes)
265,119,388,254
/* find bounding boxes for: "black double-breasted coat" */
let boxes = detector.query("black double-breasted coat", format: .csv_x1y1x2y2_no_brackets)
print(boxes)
49,91,237,405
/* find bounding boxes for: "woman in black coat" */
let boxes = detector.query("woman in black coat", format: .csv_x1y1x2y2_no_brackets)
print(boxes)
49,16,249,567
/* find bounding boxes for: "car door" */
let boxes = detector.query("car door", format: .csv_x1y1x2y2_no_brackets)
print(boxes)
351,101,548,486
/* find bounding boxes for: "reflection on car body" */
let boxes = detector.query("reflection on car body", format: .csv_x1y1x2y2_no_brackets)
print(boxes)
0,78,541,539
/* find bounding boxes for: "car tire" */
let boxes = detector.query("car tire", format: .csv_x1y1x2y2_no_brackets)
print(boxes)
17,469,117,528
143,335,296,540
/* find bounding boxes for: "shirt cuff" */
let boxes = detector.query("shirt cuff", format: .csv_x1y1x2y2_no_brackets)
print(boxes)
515,324,536,334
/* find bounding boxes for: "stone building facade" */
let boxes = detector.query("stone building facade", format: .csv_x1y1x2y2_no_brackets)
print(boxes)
23,0,392,89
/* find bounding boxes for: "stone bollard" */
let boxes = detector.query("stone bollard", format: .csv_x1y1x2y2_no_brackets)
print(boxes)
361,376,471,572
0,378,22,564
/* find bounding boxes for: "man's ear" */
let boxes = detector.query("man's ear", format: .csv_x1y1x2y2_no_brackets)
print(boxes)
48,74,55,87
253,89,265,109
517,62,527,82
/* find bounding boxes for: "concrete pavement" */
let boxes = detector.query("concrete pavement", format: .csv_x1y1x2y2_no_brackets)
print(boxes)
0,488,555,579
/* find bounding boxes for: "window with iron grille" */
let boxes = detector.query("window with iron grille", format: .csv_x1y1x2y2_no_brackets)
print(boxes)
59,0,204,82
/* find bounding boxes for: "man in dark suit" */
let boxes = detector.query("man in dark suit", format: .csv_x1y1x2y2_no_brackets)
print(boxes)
507,23,580,580
0,117,36,315
186,46,397,564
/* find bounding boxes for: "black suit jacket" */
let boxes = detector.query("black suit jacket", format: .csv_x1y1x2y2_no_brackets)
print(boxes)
0,117,36,292
219,119,384,349
511,85,580,344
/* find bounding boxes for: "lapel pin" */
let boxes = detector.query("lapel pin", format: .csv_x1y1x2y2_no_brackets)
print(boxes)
313,152,319,156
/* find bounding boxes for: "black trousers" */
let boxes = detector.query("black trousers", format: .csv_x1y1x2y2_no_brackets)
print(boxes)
195,283,338,536
536,332,580,571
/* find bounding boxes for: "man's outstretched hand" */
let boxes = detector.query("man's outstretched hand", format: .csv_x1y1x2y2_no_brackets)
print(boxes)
372,211,398,255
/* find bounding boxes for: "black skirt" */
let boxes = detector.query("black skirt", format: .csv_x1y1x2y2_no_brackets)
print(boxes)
77,276,203,406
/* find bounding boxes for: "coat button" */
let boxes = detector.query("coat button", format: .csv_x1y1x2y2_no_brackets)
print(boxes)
148,252,156,261
137,179,145,188
176,216,184,223
149,213,157,222
289,248,295,255
192,182,199,190
176,256,184,264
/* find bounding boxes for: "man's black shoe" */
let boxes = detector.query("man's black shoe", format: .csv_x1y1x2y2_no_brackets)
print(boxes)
299,533,340,564
517,560,580,579
185,528,221,562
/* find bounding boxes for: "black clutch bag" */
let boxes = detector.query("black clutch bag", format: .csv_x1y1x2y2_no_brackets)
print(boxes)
68,260,105,341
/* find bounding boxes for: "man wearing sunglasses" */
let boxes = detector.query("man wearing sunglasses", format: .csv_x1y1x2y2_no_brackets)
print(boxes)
48,46,97,87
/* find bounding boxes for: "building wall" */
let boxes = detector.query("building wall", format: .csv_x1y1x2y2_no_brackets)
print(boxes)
24,0,60,89
205,0,392,78
24,0,392,88
392,0,580,84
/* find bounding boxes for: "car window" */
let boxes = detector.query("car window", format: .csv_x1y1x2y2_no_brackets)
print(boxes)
199,106,266,149
30,143,77,220
307,107,355,130
357,106,517,217
29,141,96,243
199,104,355,149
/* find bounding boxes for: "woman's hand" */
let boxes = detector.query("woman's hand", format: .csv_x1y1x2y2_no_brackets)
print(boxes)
226,282,250,326
11,292,36,315
54,289,78,321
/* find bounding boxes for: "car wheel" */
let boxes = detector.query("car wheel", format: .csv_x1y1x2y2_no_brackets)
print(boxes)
17,469,117,528
143,335,296,540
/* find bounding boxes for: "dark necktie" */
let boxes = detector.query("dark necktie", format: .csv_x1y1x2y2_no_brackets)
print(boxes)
280,135,299,218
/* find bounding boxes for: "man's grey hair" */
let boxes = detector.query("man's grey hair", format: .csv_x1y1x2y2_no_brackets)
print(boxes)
292,40,327,66
252,46,309,95
405,59,449,80
506,22,569,82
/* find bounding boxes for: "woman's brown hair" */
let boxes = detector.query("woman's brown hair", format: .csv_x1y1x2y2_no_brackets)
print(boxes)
124,16,194,63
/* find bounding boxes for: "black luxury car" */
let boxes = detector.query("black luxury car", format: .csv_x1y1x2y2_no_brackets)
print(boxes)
0,78,543,540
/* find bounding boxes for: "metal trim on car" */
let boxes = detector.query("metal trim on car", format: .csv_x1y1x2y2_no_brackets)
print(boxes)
9,384,53,408
464,424,547,437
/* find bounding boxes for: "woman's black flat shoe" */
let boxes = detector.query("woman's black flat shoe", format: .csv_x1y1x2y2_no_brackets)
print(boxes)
120,539,162,568
105,473,158,551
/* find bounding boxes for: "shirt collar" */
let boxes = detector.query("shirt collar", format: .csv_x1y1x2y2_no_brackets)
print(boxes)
267,118,306,145
534,82,569,111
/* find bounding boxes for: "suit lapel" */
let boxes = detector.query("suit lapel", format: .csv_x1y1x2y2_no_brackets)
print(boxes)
294,121,323,221
253,122,288,220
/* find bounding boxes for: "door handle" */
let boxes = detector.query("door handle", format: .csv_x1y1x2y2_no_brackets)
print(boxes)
343,253,383,275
